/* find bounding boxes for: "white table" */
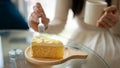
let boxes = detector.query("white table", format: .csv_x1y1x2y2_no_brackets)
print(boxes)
0,30,110,68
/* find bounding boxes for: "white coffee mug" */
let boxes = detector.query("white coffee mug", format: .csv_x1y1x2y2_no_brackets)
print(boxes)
84,0,107,26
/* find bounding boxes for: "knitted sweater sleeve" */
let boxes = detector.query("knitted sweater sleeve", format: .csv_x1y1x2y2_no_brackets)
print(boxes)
45,0,72,34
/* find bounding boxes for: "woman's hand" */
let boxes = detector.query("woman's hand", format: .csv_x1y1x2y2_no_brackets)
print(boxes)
29,2,49,31
96,5,119,28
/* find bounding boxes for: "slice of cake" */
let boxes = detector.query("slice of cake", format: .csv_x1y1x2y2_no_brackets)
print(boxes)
30,36,64,59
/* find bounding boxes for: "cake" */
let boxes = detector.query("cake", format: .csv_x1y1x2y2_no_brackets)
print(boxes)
30,36,64,59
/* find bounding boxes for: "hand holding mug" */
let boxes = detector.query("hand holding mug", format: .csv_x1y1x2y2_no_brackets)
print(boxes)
96,5,119,28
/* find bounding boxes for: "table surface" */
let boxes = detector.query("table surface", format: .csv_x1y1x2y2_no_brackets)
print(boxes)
0,30,110,68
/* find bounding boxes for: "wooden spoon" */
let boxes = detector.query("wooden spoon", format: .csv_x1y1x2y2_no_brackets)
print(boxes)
24,47,88,65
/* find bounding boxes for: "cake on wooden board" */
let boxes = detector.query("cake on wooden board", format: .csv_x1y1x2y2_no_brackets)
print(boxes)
30,36,64,59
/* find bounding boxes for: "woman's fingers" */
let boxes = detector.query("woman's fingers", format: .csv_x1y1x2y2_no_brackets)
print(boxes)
29,2,50,31
29,11,40,31
30,21,39,31
36,2,46,18
101,17,113,28
34,2,49,23
104,5,119,23
33,6,43,17
29,16,39,31
97,13,116,28
97,5,118,28
97,18,110,28
31,12,39,23
33,5,46,18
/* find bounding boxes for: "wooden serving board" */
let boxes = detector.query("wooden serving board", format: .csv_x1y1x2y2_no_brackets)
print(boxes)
24,47,88,65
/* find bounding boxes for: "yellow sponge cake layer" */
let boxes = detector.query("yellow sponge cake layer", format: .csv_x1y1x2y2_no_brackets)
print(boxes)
30,36,64,59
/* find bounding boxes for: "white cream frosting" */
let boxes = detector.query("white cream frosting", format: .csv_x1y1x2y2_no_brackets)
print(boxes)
31,36,63,46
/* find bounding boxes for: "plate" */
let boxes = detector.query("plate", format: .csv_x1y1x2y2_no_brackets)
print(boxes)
24,47,88,65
